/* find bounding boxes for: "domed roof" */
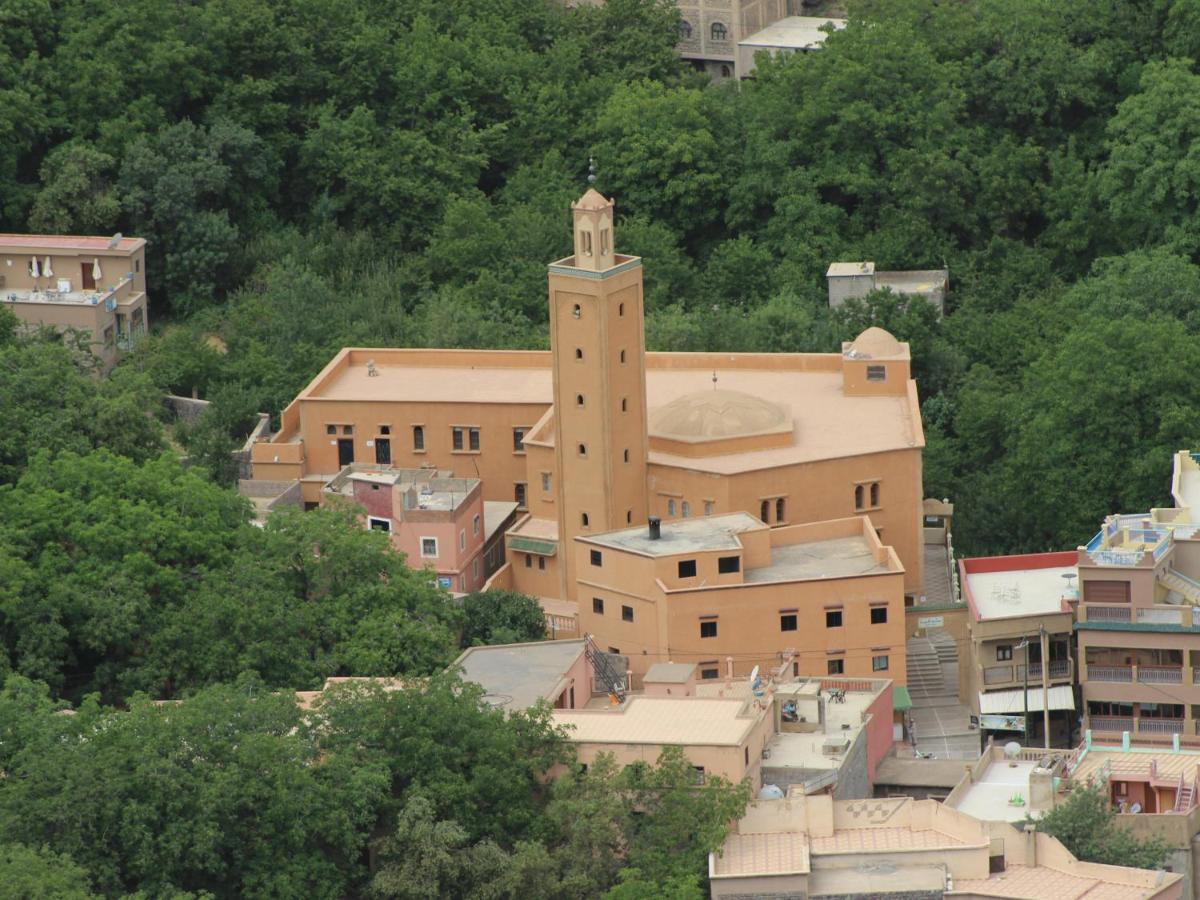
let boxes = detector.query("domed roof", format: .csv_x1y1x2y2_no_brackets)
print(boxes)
846,326,902,358
649,389,791,440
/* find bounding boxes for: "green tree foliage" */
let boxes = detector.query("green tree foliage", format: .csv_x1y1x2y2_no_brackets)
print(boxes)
1032,782,1170,870
460,590,549,647
0,843,97,900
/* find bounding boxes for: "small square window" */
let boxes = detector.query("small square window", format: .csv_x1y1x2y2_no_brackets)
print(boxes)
872,655,889,671
827,659,844,675
700,620,717,639
590,550,602,567
701,667,719,680
421,538,438,558
368,517,391,533
593,597,604,614
380,425,390,435
622,605,633,622
866,365,886,382
997,645,1013,661
342,425,353,435
780,614,797,632
678,559,697,578
871,606,888,625
825,609,843,628
718,556,740,574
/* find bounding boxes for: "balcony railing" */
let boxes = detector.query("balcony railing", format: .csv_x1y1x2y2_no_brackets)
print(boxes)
1085,605,1131,622
1140,718,1185,735
1138,665,1184,684
1028,659,1072,680
1088,665,1133,682
1090,715,1135,733
983,665,1013,685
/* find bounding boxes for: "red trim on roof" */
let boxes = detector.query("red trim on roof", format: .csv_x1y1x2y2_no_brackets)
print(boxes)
0,234,145,253
958,551,1076,622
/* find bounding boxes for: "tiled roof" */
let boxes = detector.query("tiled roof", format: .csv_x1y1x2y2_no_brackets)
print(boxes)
0,234,144,252
711,832,809,877
951,863,1164,899
810,826,966,853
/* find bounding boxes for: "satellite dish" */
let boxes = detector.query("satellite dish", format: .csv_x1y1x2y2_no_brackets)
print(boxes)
1004,741,1022,759
108,232,123,249
758,784,785,800
1131,802,1142,814
749,665,760,683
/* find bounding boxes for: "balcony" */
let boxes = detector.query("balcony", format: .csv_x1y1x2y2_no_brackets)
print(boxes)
1088,665,1133,683
1088,715,1185,735
982,658,1073,688
1028,659,1072,680
1140,718,1185,735
1084,605,1131,623
1089,715,1134,733
1138,665,1183,684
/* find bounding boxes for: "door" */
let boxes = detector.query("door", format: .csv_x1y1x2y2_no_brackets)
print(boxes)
337,438,354,466
374,438,391,465
81,262,96,291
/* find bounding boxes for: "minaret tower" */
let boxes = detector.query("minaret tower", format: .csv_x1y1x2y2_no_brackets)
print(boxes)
548,182,650,600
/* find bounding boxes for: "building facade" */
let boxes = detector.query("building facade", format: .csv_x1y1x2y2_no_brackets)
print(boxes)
0,234,149,370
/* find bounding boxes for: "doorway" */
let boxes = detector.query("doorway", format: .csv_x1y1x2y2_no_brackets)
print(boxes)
374,438,391,465
338,439,354,466
81,262,96,290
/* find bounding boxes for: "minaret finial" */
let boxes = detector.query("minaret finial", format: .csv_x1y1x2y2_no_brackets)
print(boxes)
587,157,597,186
712,371,719,390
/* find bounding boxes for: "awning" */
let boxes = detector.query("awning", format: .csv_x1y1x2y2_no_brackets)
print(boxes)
979,685,1074,715
892,685,913,712
509,536,557,556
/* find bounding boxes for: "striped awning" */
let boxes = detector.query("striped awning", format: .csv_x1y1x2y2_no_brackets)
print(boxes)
509,536,557,556
979,685,1074,715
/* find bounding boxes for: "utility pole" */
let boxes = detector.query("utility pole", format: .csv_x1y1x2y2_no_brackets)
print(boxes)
1040,624,1050,749
1022,634,1030,745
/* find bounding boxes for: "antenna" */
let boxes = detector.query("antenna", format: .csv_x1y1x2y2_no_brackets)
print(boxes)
108,232,123,249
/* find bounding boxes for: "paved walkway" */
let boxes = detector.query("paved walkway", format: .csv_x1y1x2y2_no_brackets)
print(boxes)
905,634,981,761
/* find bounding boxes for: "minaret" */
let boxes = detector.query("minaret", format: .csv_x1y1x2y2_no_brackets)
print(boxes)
549,187,650,600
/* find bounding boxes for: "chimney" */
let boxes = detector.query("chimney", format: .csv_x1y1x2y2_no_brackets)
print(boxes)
648,516,661,540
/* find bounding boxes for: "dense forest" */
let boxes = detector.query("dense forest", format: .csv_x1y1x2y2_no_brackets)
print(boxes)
4,0,1200,893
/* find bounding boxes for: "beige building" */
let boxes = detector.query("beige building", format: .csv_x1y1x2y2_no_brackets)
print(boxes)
0,234,149,369
674,1,840,79
710,791,1182,899
250,190,929,682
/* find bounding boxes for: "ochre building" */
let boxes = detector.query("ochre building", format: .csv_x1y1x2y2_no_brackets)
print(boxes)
252,191,927,681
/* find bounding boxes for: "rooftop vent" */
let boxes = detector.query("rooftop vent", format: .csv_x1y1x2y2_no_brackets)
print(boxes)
648,517,661,540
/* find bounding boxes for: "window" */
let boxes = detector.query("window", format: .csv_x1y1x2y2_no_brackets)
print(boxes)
459,530,466,551
343,425,353,435
515,483,527,507
775,497,786,522
379,425,390,435
368,517,391,533
578,443,587,456
538,555,545,570
623,449,630,463
720,64,732,78
581,512,590,527
711,21,727,40
780,614,797,632
718,556,740,574
572,303,581,318
581,230,593,257
678,20,692,39
691,766,706,785
452,427,464,451
593,597,605,614
870,483,880,506
825,609,843,628
667,498,676,517
760,499,770,522
601,229,610,256
618,302,624,316
700,620,718,638
870,606,888,625
413,425,425,451
621,397,628,412
541,472,551,491
575,348,583,360
524,554,532,568
619,349,626,363
591,550,603,567
421,538,438,558
326,424,337,435
473,515,480,536
855,484,864,509
701,666,719,680
827,659,844,675
996,645,1013,662
576,394,585,407
745,747,749,766
374,438,391,465
704,501,714,516
622,605,634,622
609,647,620,655
513,428,526,452
469,428,480,451
135,258,140,273
681,501,690,518
473,558,479,579
866,365,886,382
873,655,889,671
678,559,697,578
626,510,632,523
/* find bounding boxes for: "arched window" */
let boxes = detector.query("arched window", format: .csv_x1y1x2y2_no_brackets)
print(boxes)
760,499,769,522
711,22,727,41
576,393,585,407
572,304,581,319
668,499,677,517
855,485,864,510
678,20,692,39
870,483,880,507
581,230,593,257
575,348,583,360
578,443,587,456
682,501,690,519
582,512,590,527
776,497,786,522
720,64,732,78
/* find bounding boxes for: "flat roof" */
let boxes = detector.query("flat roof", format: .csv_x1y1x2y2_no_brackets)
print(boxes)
0,233,145,253
1070,745,1200,785
744,535,891,583
298,349,923,471
483,500,518,543
951,759,1043,824
827,261,874,277
739,16,845,50
552,696,758,746
874,755,969,788
453,639,586,710
644,662,696,683
711,832,809,877
963,553,1077,620
580,512,760,556
953,864,1169,899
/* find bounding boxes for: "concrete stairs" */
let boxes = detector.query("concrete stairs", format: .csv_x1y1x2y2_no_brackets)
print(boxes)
905,632,979,760
1160,567,1200,604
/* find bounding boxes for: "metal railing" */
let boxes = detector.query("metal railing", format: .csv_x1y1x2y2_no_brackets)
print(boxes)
1138,666,1184,684
1088,665,1133,682
1139,718,1185,735
1088,549,1144,566
1085,606,1131,622
1027,659,1071,680
983,665,1013,685
1089,715,1134,733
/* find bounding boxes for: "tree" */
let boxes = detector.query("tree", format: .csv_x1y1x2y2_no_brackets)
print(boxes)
460,590,548,647
27,142,120,235
1032,782,1170,870
0,843,97,900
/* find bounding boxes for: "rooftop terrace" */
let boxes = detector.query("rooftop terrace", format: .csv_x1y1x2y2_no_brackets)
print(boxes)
454,639,586,711
961,552,1077,621
580,512,760,556
744,534,890,583
552,695,758,746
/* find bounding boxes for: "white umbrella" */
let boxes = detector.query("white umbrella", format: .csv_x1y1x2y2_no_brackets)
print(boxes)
92,258,102,284
43,256,53,278
29,256,39,279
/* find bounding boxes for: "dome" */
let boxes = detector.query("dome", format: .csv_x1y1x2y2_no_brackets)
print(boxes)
846,326,902,359
649,389,790,440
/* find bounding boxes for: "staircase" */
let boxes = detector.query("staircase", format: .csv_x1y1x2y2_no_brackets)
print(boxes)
905,632,979,760
1160,567,1200,604
584,635,626,703
906,634,958,700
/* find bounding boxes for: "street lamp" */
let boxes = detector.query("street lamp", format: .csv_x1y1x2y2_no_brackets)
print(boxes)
1016,636,1030,745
